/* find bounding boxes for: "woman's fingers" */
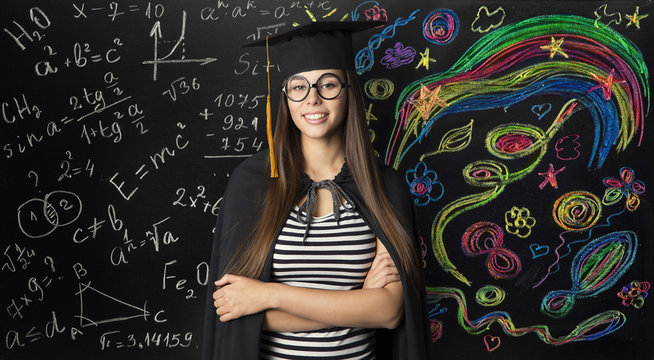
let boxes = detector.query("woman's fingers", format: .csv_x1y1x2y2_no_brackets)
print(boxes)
372,253,397,273
214,273,239,287
211,275,271,321
364,252,401,289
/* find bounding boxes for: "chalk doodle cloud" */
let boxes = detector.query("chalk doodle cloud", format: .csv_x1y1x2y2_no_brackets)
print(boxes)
471,6,506,33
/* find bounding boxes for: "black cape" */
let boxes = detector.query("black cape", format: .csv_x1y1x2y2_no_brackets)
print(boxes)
201,151,431,359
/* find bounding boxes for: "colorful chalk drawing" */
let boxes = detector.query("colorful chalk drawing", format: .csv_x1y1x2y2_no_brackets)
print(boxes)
461,222,522,280
427,287,626,344
383,14,649,288
351,1,384,21
471,6,506,33
364,4,387,23
422,9,459,45
625,6,649,29
617,280,650,308
541,231,638,318
430,319,443,342
529,243,550,259
364,78,395,100
386,15,648,169
475,285,506,306
483,335,501,352
530,103,552,120
537,163,566,189
294,5,348,25
602,167,646,211
525,178,644,288
554,134,581,160
408,84,447,120
531,190,604,287
504,206,536,238
415,47,437,70
420,119,473,161
552,191,603,231
380,42,416,69
355,9,420,74
593,4,622,29
405,161,444,206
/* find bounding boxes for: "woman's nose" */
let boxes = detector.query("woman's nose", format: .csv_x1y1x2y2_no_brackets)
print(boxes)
304,85,322,104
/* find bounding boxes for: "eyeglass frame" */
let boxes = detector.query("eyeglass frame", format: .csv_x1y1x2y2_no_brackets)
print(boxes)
281,72,349,102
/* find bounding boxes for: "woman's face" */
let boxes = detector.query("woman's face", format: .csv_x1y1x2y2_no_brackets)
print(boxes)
285,69,348,143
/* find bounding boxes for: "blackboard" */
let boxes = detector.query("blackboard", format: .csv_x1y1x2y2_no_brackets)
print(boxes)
2,1,652,359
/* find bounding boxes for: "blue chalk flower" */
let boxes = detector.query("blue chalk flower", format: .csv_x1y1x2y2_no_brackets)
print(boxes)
405,162,444,206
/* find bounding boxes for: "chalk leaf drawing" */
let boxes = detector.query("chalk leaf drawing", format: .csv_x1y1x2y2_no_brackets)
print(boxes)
420,119,473,161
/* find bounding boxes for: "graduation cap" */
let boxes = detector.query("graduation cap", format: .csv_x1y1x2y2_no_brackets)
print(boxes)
246,21,383,80
245,21,384,178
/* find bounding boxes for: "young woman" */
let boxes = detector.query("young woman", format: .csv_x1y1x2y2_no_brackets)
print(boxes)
202,22,430,359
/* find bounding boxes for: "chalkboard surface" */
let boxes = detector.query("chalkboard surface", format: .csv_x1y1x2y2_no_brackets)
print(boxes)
2,1,653,359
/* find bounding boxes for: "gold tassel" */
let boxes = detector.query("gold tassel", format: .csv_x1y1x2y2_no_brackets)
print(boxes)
265,35,278,178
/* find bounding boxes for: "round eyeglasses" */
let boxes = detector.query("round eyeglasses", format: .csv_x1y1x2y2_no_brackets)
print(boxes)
282,73,349,102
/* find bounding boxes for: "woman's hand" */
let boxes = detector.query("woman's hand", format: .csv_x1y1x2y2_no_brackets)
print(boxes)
213,274,271,322
363,247,400,289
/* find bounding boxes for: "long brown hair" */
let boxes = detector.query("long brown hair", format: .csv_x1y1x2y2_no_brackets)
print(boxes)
224,69,421,291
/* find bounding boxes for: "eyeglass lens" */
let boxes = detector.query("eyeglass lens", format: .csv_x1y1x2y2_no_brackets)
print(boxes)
285,73,343,101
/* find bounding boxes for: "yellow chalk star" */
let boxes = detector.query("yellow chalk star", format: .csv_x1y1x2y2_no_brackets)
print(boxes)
540,37,569,59
625,6,649,29
409,84,448,120
415,48,437,70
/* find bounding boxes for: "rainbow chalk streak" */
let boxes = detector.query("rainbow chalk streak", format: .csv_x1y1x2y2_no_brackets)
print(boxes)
385,15,649,170
427,287,626,345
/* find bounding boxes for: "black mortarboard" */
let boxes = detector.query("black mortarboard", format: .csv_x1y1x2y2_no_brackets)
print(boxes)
245,21,384,178
245,21,384,80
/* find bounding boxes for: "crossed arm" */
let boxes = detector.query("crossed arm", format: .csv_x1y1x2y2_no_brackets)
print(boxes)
213,238,403,332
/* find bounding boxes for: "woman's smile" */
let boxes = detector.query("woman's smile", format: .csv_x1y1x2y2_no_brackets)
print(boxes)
303,112,329,124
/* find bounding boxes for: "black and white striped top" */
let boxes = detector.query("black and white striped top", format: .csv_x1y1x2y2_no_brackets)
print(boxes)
260,204,377,359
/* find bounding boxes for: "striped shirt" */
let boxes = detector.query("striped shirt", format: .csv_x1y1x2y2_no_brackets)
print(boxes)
260,204,377,359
